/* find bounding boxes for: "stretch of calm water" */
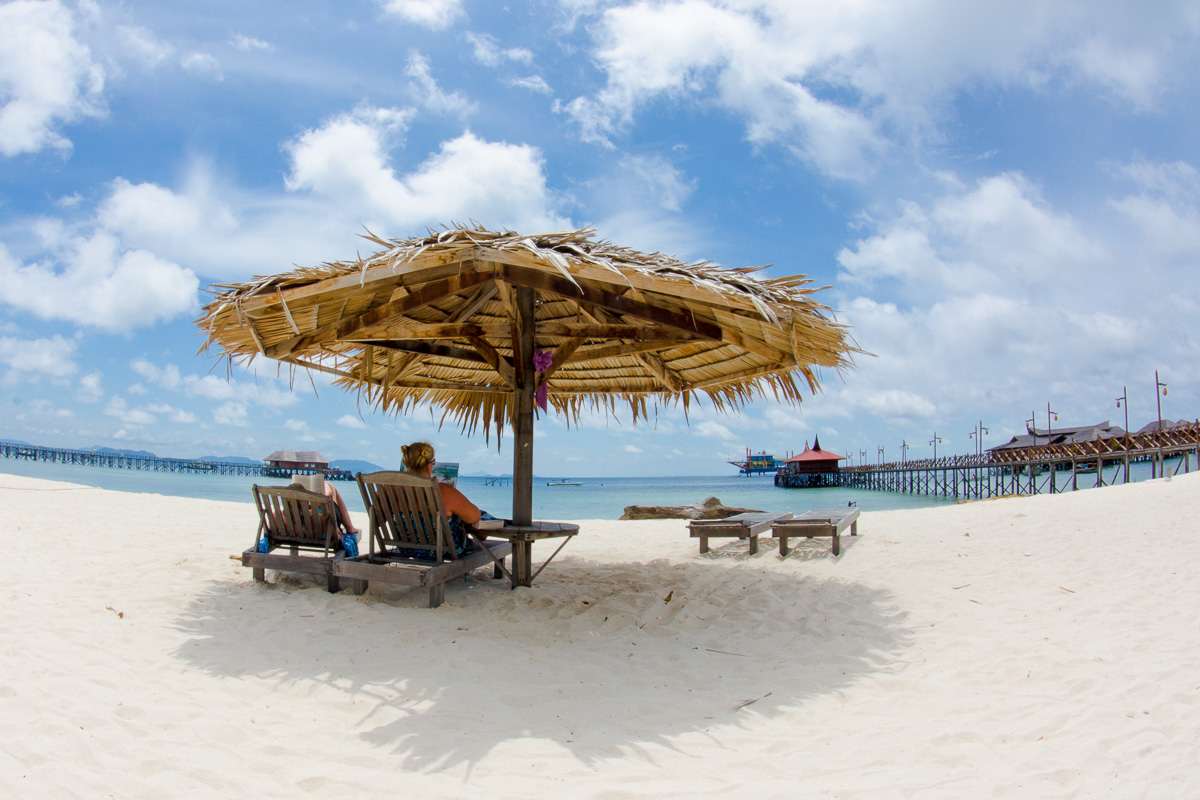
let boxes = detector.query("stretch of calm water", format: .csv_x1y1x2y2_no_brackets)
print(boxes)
0,457,955,520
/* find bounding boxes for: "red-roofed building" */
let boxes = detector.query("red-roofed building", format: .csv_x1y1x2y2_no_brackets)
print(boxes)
263,450,329,473
775,437,846,487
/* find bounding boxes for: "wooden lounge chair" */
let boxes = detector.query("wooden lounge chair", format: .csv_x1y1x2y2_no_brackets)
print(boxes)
689,511,793,554
771,508,860,556
334,471,513,608
242,484,355,593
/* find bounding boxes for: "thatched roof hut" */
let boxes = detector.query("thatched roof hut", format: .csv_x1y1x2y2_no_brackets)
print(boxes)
197,224,858,434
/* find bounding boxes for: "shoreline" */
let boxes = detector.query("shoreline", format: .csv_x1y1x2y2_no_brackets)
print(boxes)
2,472,1198,797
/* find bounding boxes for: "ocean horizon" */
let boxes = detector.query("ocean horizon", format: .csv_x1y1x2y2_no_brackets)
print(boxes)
0,456,956,521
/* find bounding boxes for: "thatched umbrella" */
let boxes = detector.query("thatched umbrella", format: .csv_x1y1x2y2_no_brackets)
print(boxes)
197,224,858,525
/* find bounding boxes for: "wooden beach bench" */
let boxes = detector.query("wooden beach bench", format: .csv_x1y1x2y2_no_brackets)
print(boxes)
771,508,860,556
689,512,793,555
334,471,512,608
242,484,355,593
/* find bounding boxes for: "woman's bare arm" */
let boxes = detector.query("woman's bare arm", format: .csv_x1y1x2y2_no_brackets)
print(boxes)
439,483,481,524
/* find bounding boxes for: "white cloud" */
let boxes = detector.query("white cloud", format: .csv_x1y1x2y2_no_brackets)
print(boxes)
623,444,642,453
130,358,183,390
405,52,476,116
0,0,104,156
565,0,1199,179
108,398,197,426
379,0,464,30
96,159,350,279
181,52,223,81
286,110,569,232
0,234,198,333
587,155,704,258
507,75,553,95
78,371,103,402
45,113,565,283
230,34,274,53
695,420,735,440
0,334,77,379
466,32,534,67
184,373,301,409
839,173,1102,302
829,160,1200,433
337,414,368,429
214,401,249,427
118,25,172,68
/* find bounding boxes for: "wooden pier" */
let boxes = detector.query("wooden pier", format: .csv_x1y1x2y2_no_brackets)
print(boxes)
776,423,1200,500
0,442,354,480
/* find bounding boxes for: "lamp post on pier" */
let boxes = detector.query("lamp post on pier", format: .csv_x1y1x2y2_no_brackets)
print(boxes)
878,446,885,465
1155,370,1168,475
1046,403,1058,444
929,432,942,462
900,439,909,465
968,421,989,458
859,449,867,467
1156,370,1168,431
1116,386,1131,482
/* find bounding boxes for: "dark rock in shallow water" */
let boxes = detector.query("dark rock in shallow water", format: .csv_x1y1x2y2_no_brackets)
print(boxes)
619,496,764,521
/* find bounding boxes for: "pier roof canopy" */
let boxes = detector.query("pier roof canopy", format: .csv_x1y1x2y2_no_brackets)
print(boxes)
264,450,329,467
197,224,859,434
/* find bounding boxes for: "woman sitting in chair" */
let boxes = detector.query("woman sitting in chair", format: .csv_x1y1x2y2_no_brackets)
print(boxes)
401,441,482,556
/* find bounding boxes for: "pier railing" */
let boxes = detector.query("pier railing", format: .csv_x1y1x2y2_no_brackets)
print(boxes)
778,422,1200,500
0,442,354,480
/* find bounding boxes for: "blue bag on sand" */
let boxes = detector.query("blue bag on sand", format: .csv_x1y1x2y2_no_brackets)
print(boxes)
342,533,359,558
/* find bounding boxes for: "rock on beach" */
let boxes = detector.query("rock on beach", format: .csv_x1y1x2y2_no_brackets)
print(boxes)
619,496,764,520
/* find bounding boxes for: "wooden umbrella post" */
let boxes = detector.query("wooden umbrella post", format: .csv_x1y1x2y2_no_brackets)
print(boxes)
511,286,536,526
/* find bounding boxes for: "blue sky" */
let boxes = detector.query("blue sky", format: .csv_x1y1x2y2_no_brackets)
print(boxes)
1,0,1198,477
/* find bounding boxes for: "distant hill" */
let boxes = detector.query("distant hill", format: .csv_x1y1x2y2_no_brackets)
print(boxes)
330,458,388,474
91,446,158,458
0,438,32,446
198,455,260,465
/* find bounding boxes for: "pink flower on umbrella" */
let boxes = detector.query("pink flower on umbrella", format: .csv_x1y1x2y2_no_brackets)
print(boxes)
533,349,554,411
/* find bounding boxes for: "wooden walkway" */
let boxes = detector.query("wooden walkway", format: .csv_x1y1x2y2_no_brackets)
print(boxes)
777,423,1200,500
0,442,353,480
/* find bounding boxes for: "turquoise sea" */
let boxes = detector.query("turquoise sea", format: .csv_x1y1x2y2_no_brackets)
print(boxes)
0,457,954,520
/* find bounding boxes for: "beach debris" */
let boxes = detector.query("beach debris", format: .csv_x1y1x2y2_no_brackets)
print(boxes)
952,584,971,590
106,606,124,619
663,591,674,603
734,691,772,711
1060,586,1076,593
703,648,748,657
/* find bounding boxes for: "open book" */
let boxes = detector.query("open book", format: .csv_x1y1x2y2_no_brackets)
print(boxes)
431,461,459,487
475,511,505,530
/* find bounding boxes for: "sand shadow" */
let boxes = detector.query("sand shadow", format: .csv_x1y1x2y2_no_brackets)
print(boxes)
172,555,909,771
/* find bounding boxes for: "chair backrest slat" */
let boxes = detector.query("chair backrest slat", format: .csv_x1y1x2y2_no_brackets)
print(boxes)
252,484,338,554
356,471,454,560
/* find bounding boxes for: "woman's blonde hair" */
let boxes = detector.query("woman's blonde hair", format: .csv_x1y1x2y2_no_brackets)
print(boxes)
401,441,435,474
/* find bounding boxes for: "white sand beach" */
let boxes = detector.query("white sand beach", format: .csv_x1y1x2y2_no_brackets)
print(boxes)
2,472,1199,798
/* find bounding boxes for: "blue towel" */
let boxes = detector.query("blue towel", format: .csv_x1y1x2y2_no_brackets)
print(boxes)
389,514,469,562
256,537,269,553
342,533,359,558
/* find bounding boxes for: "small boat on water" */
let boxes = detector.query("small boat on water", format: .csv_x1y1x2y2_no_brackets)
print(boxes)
546,480,582,486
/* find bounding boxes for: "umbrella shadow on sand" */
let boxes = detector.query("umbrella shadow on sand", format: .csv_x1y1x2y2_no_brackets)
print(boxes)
173,554,910,771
